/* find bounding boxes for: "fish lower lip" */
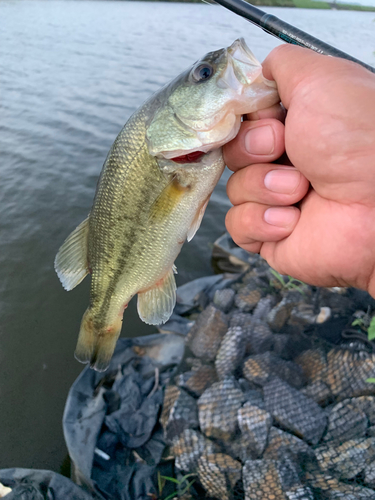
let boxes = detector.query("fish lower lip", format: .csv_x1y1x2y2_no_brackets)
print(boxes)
170,151,205,164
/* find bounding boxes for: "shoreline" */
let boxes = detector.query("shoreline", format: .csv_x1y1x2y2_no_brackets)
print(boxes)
120,0,375,11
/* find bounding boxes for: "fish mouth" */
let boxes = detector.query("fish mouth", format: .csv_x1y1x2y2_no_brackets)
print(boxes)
169,151,206,164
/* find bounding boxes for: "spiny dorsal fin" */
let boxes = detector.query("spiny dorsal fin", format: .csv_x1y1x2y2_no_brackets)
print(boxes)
137,266,177,325
54,217,89,291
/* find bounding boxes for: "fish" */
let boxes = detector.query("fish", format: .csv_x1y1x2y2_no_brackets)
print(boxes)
55,38,279,372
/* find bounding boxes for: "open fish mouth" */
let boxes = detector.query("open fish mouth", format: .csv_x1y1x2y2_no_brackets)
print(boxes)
169,151,206,164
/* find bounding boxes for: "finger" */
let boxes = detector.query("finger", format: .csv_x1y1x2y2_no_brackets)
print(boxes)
227,164,310,206
262,44,367,110
246,103,286,123
225,202,300,249
224,118,285,171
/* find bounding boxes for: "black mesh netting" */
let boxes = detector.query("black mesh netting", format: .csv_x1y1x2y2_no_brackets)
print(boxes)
159,248,375,500
63,236,375,500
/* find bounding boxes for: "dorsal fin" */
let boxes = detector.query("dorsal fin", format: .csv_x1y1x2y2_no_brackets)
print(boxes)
54,217,90,291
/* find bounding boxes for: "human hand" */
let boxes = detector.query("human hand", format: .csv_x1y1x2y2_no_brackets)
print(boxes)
224,45,375,296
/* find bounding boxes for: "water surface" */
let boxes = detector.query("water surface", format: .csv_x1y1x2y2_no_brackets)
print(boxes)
0,0,374,471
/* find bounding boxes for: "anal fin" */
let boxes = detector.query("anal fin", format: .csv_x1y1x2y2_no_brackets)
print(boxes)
54,217,89,291
137,267,177,325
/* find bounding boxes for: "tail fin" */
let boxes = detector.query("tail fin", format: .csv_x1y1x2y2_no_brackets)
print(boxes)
74,308,122,372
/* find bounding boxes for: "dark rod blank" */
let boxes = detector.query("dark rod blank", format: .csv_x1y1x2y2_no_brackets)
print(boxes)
214,0,375,73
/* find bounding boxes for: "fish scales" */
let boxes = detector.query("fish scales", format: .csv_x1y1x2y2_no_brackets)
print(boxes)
55,39,279,371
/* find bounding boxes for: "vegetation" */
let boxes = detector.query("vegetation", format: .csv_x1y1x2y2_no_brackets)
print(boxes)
269,269,307,295
157,472,196,500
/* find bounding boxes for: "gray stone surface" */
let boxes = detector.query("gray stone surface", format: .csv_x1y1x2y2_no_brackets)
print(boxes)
223,436,256,463
235,281,263,312
349,396,375,425
314,437,375,479
243,388,265,409
238,402,272,457
285,485,314,500
243,352,305,389
301,380,332,406
272,334,292,358
278,459,314,499
215,326,246,379
171,428,218,472
323,400,368,443
264,378,327,445
295,348,327,384
364,461,375,488
325,348,375,399
305,472,375,499
252,295,277,323
288,303,317,328
229,311,253,329
186,305,228,361
263,427,315,462
243,459,286,500
177,365,217,398
160,385,199,441
266,292,302,331
198,378,245,440
245,323,274,356
242,459,312,499
197,453,241,500
213,288,236,313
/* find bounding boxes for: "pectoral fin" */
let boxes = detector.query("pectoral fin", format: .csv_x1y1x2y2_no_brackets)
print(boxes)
187,197,210,242
149,175,190,223
54,217,89,291
137,266,177,325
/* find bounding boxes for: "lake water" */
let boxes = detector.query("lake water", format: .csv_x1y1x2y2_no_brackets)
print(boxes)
0,0,374,472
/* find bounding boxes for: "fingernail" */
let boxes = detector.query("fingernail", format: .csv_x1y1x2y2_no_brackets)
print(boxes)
245,125,274,155
264,169,301,194
264,207,298,227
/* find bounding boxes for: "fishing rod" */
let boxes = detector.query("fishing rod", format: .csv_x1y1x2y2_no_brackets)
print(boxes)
214,0,375,73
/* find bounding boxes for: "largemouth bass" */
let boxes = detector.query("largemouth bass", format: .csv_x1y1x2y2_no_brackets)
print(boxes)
55,39,279,371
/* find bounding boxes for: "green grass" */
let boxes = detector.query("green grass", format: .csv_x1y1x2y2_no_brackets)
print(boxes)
292,0,330,8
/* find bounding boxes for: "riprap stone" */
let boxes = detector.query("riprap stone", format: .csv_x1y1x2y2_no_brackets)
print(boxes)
213,288,236,313
301,380,332,406
215,326,246,379
325,348,375,399
177,365,217,398
266,292,301,331
243,353,305,389
160,385,198,441
197,453,241,500
198,378,245,440
295,348,327,384
234,281,263,312
263,427,315,462
171,428,218,472
314,437,375,479
323,400,368,443
186,305,228,361
238,402,272,456
264,378,327,445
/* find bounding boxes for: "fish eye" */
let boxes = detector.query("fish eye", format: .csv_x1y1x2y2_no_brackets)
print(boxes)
192,63,214,83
